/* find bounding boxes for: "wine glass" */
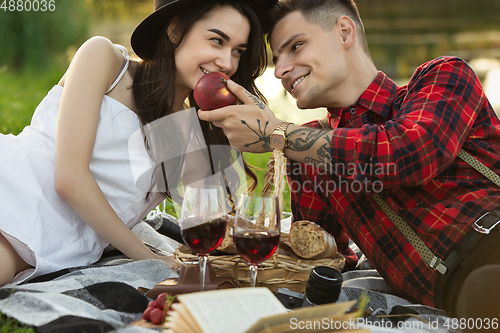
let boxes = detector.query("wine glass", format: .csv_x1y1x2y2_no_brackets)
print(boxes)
233,194,281,287
180,185,228,291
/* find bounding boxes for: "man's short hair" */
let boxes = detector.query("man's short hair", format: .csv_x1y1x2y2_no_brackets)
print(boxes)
269,0,370,55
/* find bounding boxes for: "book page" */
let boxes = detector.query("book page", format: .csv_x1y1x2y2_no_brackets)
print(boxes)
164,303,203,333
176,287,288,333
247,300,357,333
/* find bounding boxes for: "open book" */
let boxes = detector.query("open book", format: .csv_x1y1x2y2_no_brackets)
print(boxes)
163,288,369,333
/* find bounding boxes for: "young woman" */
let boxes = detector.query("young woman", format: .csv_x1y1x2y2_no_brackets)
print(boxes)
0,0,276,286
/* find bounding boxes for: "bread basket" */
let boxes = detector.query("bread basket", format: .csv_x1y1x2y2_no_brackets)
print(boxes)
173,149,345,292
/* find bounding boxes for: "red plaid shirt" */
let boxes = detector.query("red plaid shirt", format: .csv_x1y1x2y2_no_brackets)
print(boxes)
287,56,500,307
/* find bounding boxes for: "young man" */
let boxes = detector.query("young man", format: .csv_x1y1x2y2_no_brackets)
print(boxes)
198,0,500,317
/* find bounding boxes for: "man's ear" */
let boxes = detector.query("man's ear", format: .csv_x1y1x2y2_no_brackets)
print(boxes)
338,16,356,46
167,17,180,44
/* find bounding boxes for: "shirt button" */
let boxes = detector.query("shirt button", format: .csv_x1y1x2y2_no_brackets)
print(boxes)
350,108,356,115
416,202,423,208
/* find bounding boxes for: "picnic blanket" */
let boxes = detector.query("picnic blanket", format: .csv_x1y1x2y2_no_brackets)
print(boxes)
0,216,460,333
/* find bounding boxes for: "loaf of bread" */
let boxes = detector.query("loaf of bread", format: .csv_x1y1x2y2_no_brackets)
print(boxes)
289,221,337,259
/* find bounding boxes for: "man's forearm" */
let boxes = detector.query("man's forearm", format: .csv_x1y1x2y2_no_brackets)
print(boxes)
285,124,333,170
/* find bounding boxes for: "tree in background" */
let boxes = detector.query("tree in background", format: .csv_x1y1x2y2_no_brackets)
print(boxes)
0,0,89,71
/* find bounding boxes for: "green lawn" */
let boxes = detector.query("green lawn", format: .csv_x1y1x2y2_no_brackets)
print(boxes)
0,314,34,333
0,65,65,135
243,151,291,211
0,66,63,332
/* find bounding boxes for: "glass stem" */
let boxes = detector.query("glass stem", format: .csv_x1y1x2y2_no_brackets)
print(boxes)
249,264,259,288
199,255,208,291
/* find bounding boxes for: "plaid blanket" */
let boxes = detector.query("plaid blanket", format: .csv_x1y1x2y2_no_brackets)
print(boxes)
336,243,460,333
0,218,459,333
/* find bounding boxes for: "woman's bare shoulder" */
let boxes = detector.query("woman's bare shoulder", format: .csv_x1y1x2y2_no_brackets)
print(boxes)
58,37,124,88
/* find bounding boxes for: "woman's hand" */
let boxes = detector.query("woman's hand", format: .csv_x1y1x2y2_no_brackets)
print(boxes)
155,254,177,268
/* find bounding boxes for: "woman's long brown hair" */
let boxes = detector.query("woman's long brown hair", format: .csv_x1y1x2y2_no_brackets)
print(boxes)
132,0,268,204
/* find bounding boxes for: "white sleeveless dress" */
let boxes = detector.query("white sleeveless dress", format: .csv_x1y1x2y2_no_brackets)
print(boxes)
0,45,163,283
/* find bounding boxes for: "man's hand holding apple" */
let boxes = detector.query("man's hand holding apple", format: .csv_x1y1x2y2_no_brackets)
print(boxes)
197,79,283,154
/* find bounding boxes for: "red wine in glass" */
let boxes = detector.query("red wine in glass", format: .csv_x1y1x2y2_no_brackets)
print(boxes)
233,194,280,287
181,217,227,255
233,230,279,264
180,185,228,291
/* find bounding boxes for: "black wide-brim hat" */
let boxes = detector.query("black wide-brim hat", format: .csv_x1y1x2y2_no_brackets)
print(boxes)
131,0,278,59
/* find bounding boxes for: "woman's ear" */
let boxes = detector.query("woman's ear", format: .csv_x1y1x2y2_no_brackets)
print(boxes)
167,17,180,44
337,16,356,46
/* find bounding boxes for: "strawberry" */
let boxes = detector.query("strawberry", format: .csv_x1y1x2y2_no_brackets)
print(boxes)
156,293,167,310
142,307,153,321
142,293,176,324
150,308,164,325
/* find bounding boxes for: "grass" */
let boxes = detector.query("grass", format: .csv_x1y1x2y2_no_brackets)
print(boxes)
0,63,66,135
0,313,34,333
0,289,33,332
243,151,291,212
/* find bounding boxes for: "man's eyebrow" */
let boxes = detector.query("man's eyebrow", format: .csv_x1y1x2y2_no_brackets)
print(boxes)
272,33,306,64
278,33,306,53
208,28,248,48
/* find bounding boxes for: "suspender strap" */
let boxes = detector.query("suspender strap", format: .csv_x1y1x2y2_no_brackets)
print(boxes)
317,115,330,130
372,193,448,274
457,149,500,188
373,148,500,275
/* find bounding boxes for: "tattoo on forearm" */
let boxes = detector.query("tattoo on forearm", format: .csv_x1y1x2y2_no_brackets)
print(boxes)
289,128,333,170
245,91,266,110
304,157,326,170
241,119,271,150
287,128,329,151
304,147,331,171
316,144,330,160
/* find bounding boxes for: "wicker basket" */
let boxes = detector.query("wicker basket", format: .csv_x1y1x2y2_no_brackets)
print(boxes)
173,244,345,292
174,149,345,292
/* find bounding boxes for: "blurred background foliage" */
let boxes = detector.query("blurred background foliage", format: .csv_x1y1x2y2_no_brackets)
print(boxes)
1,0,499,76
0,0,89,72
0,0,153,73
357,0,500,79
0,0,151,134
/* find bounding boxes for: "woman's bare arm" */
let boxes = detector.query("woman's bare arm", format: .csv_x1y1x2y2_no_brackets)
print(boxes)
54,36,160,262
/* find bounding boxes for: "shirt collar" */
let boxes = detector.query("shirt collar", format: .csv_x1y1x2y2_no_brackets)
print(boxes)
327,71,397,120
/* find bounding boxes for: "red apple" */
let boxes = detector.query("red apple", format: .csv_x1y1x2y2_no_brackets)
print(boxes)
194,72,237,110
